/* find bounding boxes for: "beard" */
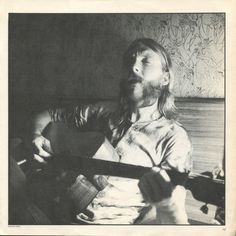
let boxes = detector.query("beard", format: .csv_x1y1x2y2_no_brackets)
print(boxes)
123,77,162,107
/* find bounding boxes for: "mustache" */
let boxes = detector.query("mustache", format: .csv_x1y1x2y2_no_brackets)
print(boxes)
127,75,143,84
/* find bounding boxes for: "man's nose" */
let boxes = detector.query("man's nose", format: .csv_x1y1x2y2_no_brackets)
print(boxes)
132,61,141,74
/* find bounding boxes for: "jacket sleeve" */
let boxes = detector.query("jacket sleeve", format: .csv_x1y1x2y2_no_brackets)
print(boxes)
48,101,117,133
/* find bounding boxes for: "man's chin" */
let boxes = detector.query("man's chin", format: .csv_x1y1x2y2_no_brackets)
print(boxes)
127,91,143,102
125,83,160,106
128,91,159,107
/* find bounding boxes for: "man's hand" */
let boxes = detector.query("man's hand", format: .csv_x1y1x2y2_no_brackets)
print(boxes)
138,167,188,224
138,167,173,204
32,135,53,164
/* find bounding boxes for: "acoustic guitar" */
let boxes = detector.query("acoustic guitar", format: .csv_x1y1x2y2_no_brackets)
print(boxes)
17,122,224,220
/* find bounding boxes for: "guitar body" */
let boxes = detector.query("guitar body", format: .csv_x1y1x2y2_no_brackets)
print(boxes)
9,122,110,224
42,122,111,217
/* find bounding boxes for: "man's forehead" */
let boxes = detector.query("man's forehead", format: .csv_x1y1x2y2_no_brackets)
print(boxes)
124,43,162,63
136,48,157,57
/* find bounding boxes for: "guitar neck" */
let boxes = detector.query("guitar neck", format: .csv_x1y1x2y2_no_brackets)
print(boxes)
19,153,224,207
51,154,224,206
55,154,185,182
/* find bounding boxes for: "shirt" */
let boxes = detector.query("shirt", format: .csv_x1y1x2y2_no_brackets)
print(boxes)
49,101,192,224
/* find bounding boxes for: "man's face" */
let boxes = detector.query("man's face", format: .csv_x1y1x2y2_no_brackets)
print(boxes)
124,48,165,107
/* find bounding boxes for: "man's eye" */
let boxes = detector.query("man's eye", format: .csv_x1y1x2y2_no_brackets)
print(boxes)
142,58,151,64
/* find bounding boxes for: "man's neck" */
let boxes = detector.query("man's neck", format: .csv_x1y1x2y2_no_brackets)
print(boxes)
131,99,161,123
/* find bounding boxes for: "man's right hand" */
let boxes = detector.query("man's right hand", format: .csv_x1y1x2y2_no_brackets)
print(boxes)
32,135,53,164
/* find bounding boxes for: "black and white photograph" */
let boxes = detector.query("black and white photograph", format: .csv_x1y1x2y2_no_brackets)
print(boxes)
8,12,226,227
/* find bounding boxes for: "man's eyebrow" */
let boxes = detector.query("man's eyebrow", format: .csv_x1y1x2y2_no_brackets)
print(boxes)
128,49,153,59
139,50,154,57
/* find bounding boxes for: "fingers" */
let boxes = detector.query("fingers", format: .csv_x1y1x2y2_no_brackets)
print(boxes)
152,168,173,198
152,166,170,181
138,168,173,204
33,136,53,158
32,135,53,164
138,175,153,202
36,145,52,158
138,173,162,203
33,154,47,165
42,138,54,154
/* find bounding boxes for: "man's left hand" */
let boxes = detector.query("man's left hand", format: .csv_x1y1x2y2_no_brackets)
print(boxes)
138,167,174,204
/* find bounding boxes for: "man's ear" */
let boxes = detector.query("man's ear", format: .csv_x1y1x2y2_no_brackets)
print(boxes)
161,72,170,86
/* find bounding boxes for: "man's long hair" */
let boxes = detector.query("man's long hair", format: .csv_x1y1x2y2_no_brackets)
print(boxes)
111,38,177,145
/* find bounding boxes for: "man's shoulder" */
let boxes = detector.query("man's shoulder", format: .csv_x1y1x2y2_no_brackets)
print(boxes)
170,121,192,146
159,118,190,141
172,120,188,134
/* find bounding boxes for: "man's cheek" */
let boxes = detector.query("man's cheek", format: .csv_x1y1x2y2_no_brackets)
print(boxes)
143,82,161,97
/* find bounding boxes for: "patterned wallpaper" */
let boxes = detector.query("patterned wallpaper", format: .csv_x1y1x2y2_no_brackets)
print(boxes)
151,14,225,97
10,13,225,99
89,13,225,98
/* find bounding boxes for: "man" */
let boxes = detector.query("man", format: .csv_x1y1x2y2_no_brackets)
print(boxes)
30,38,192,224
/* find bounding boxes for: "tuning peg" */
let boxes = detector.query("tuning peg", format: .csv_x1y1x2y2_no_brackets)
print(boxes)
200,203,209,214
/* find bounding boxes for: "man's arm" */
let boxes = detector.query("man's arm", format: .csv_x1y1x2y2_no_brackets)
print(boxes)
138,127,192,224
138,167,188,224
30,102,117,164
